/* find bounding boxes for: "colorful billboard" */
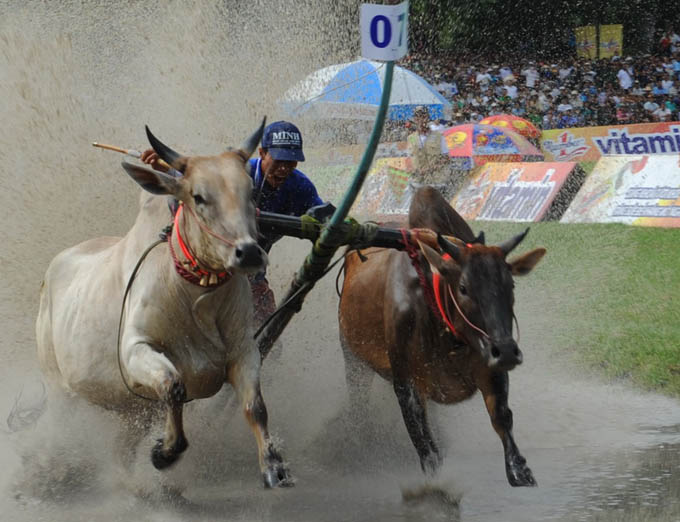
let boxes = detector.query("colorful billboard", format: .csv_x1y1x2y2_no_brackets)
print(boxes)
540,122,680,163
353,157,414,217
450,162,576,222
561,155,680,227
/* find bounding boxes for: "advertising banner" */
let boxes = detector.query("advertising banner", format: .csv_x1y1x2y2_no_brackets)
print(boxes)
599,24,623,59
450,162,575,222
540,122,680,163
574,24,622,59
575,26,597,59
561,155,680,227
353,156,414,217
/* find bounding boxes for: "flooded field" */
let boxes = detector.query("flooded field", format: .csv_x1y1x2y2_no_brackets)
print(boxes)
2,236,680,522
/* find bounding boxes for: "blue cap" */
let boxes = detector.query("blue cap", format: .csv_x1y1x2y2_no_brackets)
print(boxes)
262,121,305,162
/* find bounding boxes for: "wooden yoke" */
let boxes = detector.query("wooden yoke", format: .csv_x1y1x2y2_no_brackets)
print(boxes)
255,212,467,255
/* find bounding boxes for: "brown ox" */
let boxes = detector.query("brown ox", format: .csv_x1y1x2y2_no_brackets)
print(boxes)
36,121,291,488
338,186,545,486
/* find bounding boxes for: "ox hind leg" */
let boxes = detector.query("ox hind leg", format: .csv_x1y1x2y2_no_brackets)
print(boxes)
477,370,536,487
123,341,189,470
228,348,292,488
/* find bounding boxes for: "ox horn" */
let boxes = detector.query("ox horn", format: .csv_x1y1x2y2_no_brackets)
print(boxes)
239,116,267,159
437,234,462,263
145,126,186,173
498,227,530,256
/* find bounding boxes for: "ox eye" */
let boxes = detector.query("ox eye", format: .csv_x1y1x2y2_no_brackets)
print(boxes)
459,283,467,296
192,194,206,205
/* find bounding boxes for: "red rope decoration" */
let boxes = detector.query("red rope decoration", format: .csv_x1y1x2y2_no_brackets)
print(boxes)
400,229,451,333
169,205,231,287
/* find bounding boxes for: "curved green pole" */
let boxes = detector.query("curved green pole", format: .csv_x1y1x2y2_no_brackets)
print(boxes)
328,61,395,227
257,61,395,359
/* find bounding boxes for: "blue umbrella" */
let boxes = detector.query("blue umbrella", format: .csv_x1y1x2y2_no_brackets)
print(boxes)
281,59,451,121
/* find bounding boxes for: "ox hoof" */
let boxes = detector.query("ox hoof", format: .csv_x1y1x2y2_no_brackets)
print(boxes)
506,456,536,487
151,437,188,470
262,464,294,489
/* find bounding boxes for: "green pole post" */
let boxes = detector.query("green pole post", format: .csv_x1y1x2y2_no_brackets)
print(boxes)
257,61,395,359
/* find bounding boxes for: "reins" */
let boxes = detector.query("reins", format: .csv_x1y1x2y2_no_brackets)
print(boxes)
253,253,347,340
182,202,237,247
116,226,172,402
437,254,489,339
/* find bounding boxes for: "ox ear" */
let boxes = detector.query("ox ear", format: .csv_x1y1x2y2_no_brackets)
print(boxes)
238,116,266,160
418,240,461,280
121,161,184,196
508,248,546,276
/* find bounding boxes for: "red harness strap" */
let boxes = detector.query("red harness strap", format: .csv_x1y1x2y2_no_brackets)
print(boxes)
169,204,231,288
401,232,496,341
400,229,456,336
432,254,457,336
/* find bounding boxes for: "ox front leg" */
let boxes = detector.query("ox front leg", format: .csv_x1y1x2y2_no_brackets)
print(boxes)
477,371,536,487
123,340,188,470
393,379,442,475
228,349,292,488
151,393,189,470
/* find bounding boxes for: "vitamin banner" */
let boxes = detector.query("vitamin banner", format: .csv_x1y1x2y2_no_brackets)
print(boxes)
451,162,575,222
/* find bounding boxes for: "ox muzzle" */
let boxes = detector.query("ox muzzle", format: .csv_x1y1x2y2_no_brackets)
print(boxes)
489,338,523,371
235,241,267,271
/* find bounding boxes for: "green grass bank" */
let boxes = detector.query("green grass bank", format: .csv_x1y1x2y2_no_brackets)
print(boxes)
474,221,680,397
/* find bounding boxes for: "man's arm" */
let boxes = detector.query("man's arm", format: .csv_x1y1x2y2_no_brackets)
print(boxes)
293,173,324,215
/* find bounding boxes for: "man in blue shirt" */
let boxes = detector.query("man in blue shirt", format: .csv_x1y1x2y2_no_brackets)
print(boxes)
249,121,323,251
140,120,326,329
246,121,325,327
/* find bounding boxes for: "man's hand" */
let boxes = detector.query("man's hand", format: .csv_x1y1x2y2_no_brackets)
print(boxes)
140,148,170,173
305,202,336,222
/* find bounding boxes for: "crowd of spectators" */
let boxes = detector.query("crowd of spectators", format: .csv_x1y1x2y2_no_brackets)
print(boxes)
401,34,680,130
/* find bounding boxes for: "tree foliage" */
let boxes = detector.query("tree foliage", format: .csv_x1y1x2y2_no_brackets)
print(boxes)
409,0,680,58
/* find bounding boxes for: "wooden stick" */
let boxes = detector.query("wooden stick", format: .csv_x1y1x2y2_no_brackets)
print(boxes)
92,142,133,155
92,141,171,168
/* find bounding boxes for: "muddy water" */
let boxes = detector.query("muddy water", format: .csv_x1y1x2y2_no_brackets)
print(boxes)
2,236,679,522
1,1,680,521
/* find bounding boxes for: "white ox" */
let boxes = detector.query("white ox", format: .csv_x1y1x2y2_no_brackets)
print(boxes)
36,121,291,488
